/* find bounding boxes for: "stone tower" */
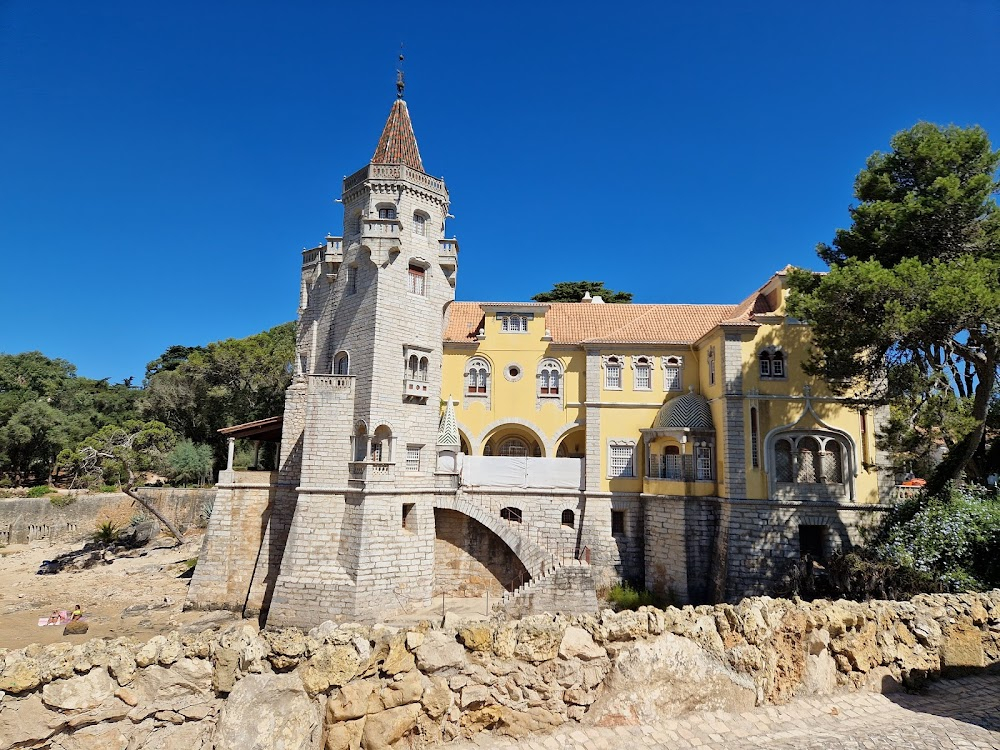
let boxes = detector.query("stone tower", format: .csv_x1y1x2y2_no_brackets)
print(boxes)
262,88,460,626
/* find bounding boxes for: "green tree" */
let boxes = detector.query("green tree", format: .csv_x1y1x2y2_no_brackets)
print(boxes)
531,281,633,303
0,400,67,484
167,440,214,485
788,123,1000,491
57,420,184,543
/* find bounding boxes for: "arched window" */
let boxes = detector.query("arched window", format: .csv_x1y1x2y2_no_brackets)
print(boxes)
821,441,843,484
500,506,522,523
353,422,368,462
561,509,575,527
604,356,622,390
759,350,771,377
466,357,490,396
371,425,392,463
334,352,350,375
498,437,529,457
538,359,562,397
774,439,794,482
664,445,682,480
797,436,820,483
407,263,426,296
500,314,529,333
407,354,419,380
413,212,426,236
633,356,652,391
418,357,428,382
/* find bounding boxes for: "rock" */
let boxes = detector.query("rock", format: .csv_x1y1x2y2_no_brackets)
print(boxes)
559,626,607,661
51,722,130,750
42,667,115,710
414,631,466,672
460,683,490,709
380,670,422,709
139,721,211,750
154,709,186,724
457,623,493,652
361,703,421,750
585,632,755,726
63,620,90,636
420,674,452,718
0,657,42,693
178,701,217,721
213,647,240,693
563,686,598,705
405,631,424,651
301,644,362,695
912,616,942,648
866,665,903,693
513,618,564,663
213,672,320,750
324,716,365,750
381,633,415,675
131,658,213,712
0,694,68,746
940,624,985,670
326,679,380,722
114,687,138,706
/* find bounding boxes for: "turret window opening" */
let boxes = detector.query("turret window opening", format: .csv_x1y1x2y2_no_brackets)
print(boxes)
408,264,426,296
334,352,350,376
634,356,652,391
413,212,427,236
378,206,397,219
346,266,357,295
561,509,575,527
708,347,716,386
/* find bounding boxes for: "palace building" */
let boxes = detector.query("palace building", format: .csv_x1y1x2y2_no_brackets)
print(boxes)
187,83,893,628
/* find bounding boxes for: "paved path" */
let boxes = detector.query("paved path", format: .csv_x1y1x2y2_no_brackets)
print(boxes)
448,675,1000,750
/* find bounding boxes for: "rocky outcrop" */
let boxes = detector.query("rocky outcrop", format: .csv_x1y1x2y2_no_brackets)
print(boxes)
0,590,997,749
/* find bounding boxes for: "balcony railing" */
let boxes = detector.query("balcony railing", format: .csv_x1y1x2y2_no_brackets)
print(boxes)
348,461,395,482
404,378,430,397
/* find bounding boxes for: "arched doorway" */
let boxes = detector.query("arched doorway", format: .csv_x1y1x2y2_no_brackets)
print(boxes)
482,424,544,457
433,509,530,597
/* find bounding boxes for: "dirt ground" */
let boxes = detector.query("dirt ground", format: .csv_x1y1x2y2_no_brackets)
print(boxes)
0,532,240,651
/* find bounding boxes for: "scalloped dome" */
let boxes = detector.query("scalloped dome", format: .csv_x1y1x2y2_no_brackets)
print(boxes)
653,391,714,430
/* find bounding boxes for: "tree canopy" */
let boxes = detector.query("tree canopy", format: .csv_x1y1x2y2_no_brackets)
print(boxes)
788,122,1000,490
531,281,633,303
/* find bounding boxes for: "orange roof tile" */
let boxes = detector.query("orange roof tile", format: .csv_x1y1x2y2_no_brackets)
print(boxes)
372,99,424,172
444,298,773,345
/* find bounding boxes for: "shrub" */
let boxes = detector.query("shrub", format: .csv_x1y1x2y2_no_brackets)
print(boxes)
94,520,120,544
604,582,659,611
99,484,119,493
49,494,76,508
26,485,51,498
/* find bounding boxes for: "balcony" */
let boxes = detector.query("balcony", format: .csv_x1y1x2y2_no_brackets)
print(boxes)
343,164,446,197
404,377,430,400
348,461,395,483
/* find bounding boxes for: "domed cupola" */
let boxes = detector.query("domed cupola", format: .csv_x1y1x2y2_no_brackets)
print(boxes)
653,387,714,431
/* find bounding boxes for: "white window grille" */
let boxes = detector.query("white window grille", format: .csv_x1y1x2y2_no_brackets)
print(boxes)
664,446,682,480
759,351,771,377
695,444,712,480
605,357,622,390
609,443,634,477
772,354,785,377
413,213,426,236
663,356,683,392
634,358,651,390
378,207,396,219
405,445,421,471
408,264,426,296
500,314,529,333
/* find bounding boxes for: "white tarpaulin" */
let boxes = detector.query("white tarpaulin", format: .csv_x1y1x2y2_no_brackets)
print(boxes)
459,456,583,490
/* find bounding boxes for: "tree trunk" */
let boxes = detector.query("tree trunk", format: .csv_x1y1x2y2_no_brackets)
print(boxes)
123,487,184,545
928,348,997,495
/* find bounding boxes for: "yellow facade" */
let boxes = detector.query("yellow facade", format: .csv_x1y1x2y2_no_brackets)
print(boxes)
442,271,885,504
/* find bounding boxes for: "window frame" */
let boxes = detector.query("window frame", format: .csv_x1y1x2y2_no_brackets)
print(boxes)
633,356,652,391
662,356,683,392
537,358,563,398
405,445,422,472
604,356,623,391
608,441,635,478
407,263,426,296
465,357,490,397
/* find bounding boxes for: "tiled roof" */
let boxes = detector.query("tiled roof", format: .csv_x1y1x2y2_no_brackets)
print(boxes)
721,290,773,326
444,301,770,345
372,99,424,172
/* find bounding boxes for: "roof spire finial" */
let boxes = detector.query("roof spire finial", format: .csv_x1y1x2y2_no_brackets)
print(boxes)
396,44,405,99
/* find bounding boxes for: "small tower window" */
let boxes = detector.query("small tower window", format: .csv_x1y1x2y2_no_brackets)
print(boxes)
413,213,426,236
378,207,397,219
707,347,716,387
561,509,575,527
408,264,426,296
500,506,522,523
334,352,350,376
346,266,357,295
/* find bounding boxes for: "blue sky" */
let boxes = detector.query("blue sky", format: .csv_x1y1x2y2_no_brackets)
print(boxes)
2,1,998,384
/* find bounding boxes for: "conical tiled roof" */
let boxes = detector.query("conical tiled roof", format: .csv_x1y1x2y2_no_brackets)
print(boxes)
437,397,460,448
372,99,425,172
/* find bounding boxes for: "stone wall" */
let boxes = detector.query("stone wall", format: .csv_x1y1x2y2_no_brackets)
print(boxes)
2,591,998,750
433,508,528,596
0,489,213,546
